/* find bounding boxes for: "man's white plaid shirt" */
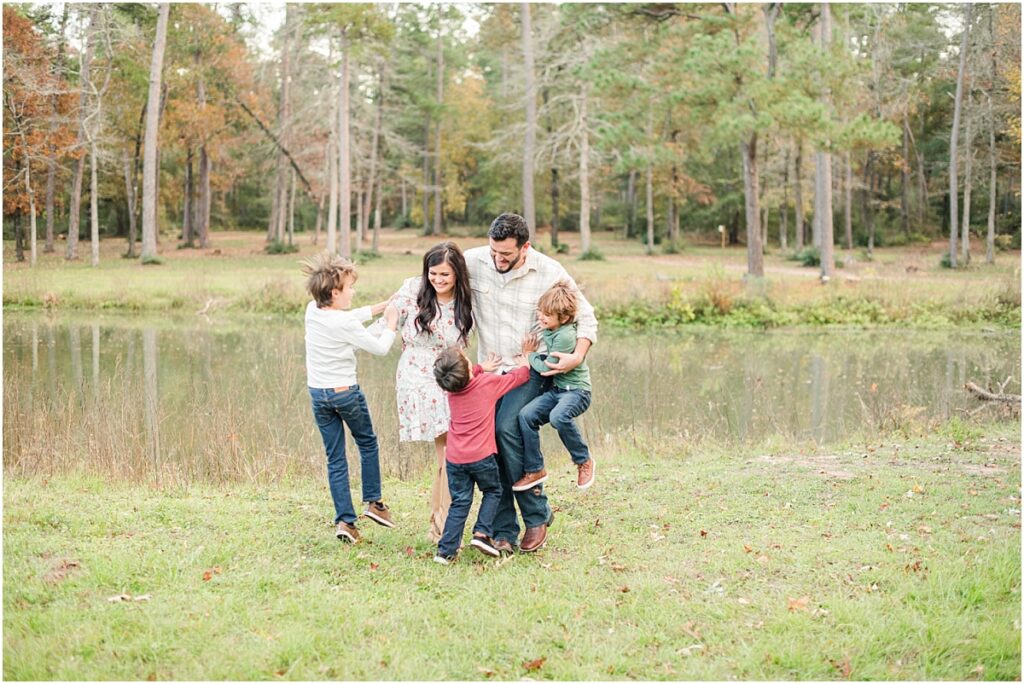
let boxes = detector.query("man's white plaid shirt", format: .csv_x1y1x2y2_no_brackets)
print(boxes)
465,245,598,372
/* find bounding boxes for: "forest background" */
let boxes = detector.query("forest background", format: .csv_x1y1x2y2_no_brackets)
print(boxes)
3,2,1021,275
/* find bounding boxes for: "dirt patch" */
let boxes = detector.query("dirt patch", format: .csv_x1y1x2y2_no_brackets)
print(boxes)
749,454,860,479
43,558,80,584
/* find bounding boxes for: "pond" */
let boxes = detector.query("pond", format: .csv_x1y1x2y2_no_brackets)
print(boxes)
3,312,1019,485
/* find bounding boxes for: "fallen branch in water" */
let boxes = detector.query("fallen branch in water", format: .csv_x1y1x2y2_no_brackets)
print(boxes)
965,379,1020,404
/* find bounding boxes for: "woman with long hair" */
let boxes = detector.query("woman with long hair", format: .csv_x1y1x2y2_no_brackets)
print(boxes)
385,241,473,541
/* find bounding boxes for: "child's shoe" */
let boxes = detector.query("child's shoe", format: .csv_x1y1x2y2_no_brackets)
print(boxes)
363,501,396,528
335,521,361,543
511,469,548,492
433,553,456,565
576,458,595,490
470,533,500,558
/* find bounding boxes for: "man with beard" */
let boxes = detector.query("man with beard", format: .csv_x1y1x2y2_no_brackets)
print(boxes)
463,212,598,554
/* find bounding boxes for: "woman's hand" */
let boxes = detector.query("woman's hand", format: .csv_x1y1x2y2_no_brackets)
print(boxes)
479,352,502,373
384,303,399,331
521,332,540,353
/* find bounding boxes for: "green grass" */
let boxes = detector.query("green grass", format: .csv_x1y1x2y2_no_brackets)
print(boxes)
3,231,1020,329
5,420,1020,680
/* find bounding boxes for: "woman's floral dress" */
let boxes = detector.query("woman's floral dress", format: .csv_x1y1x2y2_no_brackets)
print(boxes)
391,276,465,442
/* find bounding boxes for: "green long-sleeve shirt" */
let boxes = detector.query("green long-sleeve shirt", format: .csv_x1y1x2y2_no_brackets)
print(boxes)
528,322,592,392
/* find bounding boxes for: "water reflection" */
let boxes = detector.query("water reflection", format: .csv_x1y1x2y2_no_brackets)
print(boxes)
3,313,1019,485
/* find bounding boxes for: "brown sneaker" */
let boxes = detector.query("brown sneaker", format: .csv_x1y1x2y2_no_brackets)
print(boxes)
335,521,361,543
493,539,515,556
576,458,595,490
363,501,395,528
511,469,548,492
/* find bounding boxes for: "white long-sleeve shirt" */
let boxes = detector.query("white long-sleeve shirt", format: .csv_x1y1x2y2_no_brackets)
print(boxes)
304,301,395,388
464,246,597,372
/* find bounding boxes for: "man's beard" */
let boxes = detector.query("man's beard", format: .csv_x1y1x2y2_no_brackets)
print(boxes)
492,252,523,274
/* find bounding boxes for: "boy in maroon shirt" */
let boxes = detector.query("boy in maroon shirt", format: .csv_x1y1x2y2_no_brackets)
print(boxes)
431,347,530,564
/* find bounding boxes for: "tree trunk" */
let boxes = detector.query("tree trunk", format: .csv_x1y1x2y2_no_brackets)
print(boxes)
288,169,296,246
89,138,100,266
433,29,444,236
141,4,170,262
400,175,407,222
372,175,382,252
817,3,835,281
960,98,974,264
44,4,70,254
985,6,997,264
355,172,364,248
645,105,654,255
122,150,138,257
422,115,431,233
183,149,194,245
740,135,764,278
900,110,911,236
268,5,294,244
327,134,338,255
626,168,637,238
339,28,351,258
794,140,804,250
844,151,853,251
948,3,972,268
780,147,789,250
361,62,383,248
67,9,96,261
521,2,536,242
314,194,323,246
196,67,211,248
579,84,591,255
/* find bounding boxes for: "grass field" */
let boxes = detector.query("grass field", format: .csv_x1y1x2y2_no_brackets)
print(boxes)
3,229,1020,327
4,419,1020,680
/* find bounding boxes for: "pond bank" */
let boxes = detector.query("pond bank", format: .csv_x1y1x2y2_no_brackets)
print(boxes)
4,419,1020,680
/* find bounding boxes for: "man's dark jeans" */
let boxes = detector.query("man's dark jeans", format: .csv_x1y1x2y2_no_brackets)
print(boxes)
492,369,552,546
519,387,592,472
437,455,503,558
309,386,382,525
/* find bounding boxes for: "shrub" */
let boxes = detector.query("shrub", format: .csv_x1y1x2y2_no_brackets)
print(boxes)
265,240,299,255
354,250,382,264
555,242,570,255
994,234,1014,252
141,255,164,266
788,247,820,267
578,247,605,261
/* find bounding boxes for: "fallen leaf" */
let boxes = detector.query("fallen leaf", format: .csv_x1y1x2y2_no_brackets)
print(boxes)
663,575,680,585
787,596,810,612
682,621,702,640
202,570,213,582
885,543,894,552
917,525,932,535
404,546,415,557
879,502,890,511
522,657,545,672
743,544,753,553
107,594,132,603
870,383,878,392
476,666,495,678
610,563,626,572
830,656,852,678
700,529,708,538
905,560,923,573
677,643,704,657
618,585,630,593
133,594,152,602
912,483,925,494
370,563,379,571
737,597,750,605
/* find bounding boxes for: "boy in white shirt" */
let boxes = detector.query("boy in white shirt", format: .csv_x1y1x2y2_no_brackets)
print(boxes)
303,253,399,543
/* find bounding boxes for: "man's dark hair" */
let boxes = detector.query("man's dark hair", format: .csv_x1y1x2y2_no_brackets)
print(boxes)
488,212,530,247
433,347,471,393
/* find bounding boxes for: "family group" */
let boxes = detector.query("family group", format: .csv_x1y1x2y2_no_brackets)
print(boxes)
302,213,598,564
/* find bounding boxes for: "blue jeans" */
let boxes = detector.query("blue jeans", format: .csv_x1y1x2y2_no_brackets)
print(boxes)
308,386,382,524
492,369,552,545
519,387,592,472
438,455,502,558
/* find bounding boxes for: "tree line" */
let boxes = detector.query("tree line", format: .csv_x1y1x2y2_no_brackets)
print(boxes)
3,3,1020,277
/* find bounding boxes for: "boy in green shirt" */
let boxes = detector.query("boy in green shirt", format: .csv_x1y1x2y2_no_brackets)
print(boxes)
513,280,596,492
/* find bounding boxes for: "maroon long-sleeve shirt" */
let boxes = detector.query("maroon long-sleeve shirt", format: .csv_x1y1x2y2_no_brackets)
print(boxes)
445,365,530,464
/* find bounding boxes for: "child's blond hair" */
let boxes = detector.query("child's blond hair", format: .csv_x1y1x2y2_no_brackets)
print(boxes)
302,253,358,308
537,279,577,325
